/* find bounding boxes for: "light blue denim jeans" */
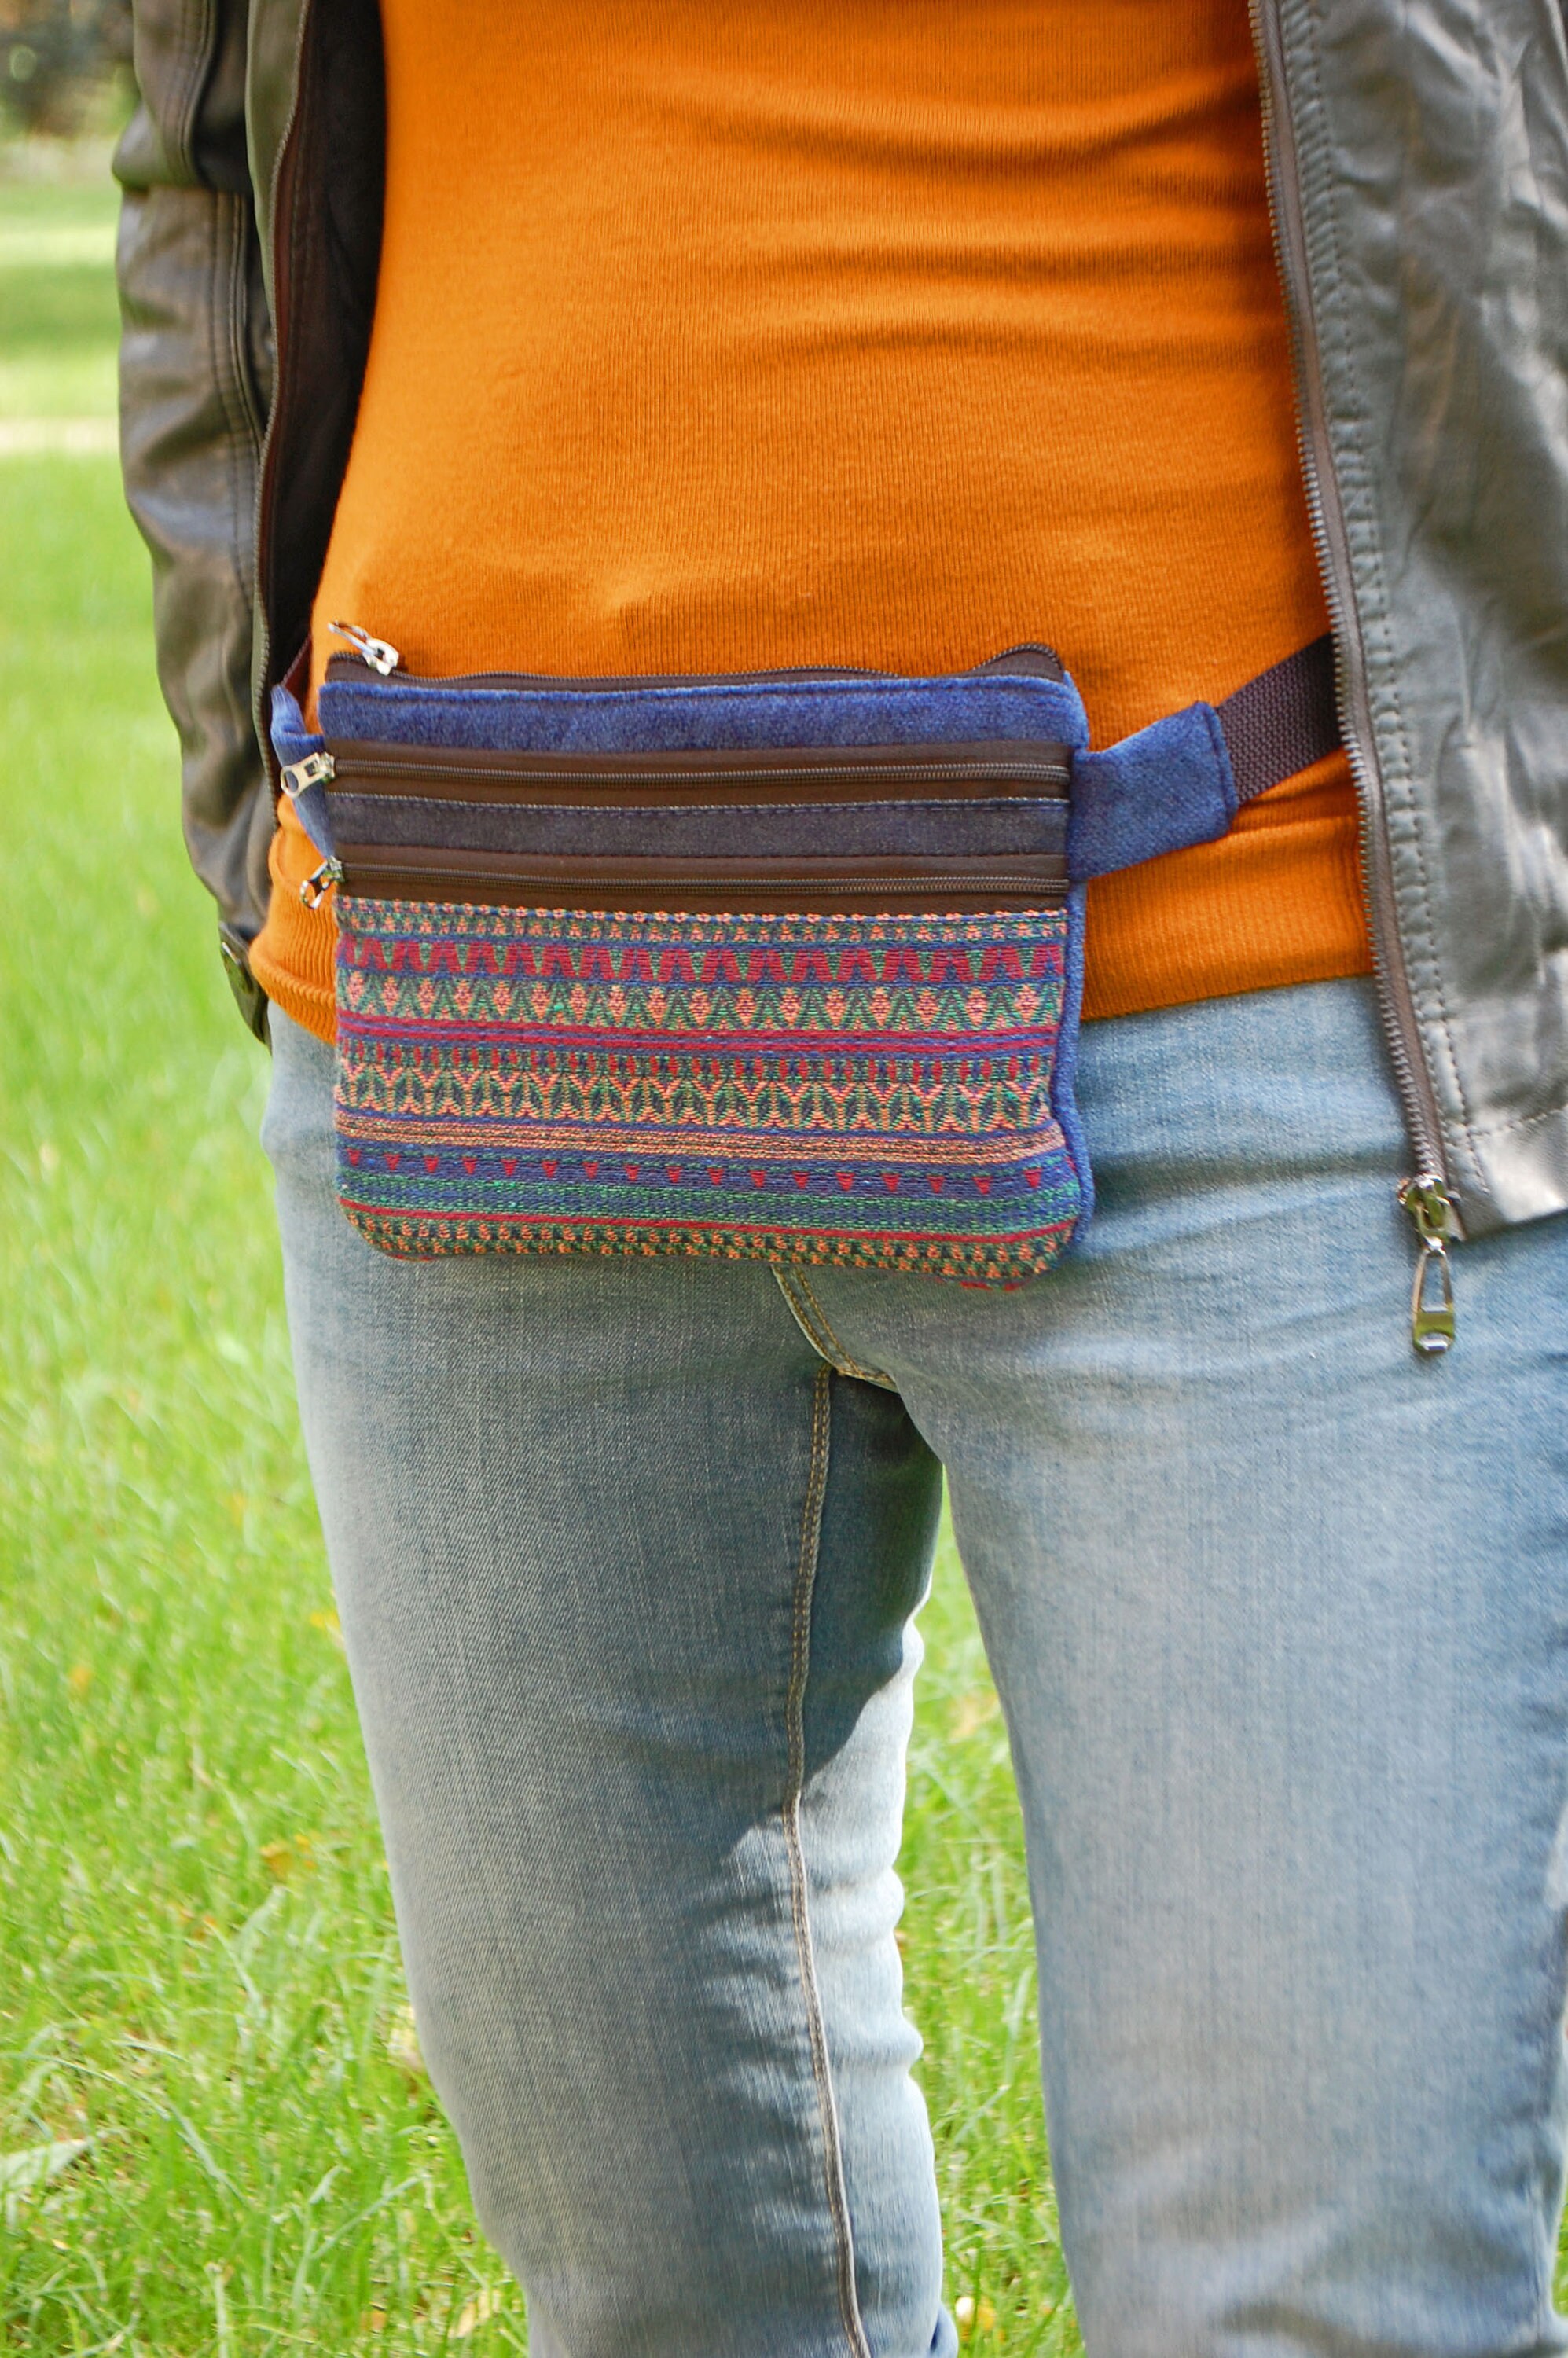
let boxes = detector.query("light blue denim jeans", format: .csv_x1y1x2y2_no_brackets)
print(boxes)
263,977,1568,2358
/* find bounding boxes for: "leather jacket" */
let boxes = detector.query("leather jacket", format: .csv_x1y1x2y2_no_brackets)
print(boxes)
115,0,1568,1247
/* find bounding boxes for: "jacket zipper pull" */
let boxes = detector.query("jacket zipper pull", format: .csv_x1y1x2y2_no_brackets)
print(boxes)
1397,1175,1457,1356
299,855,343,909
329,620,401,676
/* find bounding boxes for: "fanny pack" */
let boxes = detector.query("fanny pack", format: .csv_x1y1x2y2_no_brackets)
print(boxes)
271,630,1338,1284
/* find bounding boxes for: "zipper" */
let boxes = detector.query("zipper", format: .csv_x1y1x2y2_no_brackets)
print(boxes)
324,751,1074,796
329,620,400,676
281,750,333,799
325,653,899,692
330,854,1069,912
251,0,315,777
323,623,1070,689
302,843,1068,912
299,855,343,909
322,631,1068,693
1397,1177,1459,1356
305,722,1070,911
1248,0,1457,1354
322,629,884,690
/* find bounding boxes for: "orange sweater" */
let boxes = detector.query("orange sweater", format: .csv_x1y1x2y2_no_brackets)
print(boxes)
252,0,1370,1043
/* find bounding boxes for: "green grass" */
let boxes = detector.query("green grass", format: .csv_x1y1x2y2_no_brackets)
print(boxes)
0,176,117,417
0,176,1070,2352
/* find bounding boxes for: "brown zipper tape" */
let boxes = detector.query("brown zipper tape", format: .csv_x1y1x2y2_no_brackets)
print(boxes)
336,847,1070,914
325,738,1073,806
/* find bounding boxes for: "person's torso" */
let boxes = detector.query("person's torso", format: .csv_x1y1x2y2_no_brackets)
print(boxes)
254,0,1372,1035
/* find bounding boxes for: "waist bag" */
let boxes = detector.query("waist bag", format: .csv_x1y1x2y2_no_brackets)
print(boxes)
272,630,1338,1284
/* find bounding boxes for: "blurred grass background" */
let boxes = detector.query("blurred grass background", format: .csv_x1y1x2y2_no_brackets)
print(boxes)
0,179,116,419
0,160,1071,2354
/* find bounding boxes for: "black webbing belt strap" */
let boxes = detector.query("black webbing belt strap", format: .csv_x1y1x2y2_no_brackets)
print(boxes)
1217,632,1341,805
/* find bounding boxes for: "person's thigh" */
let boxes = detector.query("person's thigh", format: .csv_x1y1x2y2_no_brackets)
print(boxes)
795,978,1568,2358
262,1012,950,2358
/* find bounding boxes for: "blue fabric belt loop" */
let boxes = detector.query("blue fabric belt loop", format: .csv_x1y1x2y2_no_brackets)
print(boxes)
1066,703,1237,883
270,684,336,860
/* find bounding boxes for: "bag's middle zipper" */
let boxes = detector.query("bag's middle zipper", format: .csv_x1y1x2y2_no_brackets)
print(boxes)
325,751,1074,797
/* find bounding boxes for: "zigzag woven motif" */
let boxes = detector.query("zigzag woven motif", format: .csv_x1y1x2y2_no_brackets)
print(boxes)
334,899,1085,1283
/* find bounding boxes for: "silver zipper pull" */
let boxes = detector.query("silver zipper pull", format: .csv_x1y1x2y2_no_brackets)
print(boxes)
328,620,401,676
1397,1175,1457,1356
299,856,343,909
280,749,335,799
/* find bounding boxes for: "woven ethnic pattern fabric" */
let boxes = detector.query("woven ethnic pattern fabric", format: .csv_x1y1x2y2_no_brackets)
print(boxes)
333,899,1085,1282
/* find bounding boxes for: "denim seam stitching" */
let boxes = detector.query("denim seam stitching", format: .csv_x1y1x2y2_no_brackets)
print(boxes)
771,1269,856,1372
784,1364,872,2358
783,1271,896,1390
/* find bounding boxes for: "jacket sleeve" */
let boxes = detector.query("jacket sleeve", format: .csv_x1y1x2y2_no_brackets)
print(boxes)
115,0,277,1039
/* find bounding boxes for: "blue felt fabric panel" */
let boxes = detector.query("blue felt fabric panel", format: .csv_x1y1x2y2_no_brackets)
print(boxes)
270,683,325,769
318,672,1089,757
270,685,336,858
326,793,1070,861
1066,703,1236,882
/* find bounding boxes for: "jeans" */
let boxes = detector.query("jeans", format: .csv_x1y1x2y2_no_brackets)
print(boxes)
263,977,1568,2358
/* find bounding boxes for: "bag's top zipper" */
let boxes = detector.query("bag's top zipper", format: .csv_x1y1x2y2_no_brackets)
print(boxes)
329,621,400,676
325,623,1069,691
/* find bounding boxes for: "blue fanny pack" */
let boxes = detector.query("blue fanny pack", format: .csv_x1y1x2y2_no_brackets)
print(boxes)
271,630,1338,1284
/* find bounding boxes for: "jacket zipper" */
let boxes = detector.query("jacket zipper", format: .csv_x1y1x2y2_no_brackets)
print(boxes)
252,0,316,780
1248,0,1456,1353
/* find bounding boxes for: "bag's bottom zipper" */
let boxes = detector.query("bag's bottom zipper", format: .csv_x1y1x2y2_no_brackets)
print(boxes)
305,853,1069,913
